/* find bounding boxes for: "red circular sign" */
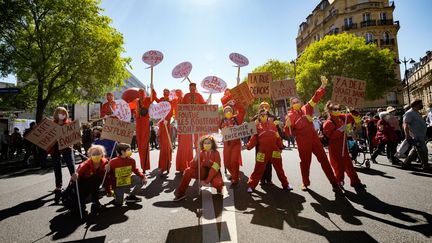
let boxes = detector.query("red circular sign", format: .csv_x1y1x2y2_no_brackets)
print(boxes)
142,50,164,66
229,53,249,67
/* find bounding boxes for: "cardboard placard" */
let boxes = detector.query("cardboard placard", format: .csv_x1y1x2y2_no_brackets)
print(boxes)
247,72,272,98
230,82,254,107
89,103,101,120
57,120,81,150
201,76,227,94
270,79,297,100
101,117,135,144
142,50,163,67
331,76,366,108
221,122,257,142
24,118,59,151
149,101,171,119
177,104,219,134
112,99,131,122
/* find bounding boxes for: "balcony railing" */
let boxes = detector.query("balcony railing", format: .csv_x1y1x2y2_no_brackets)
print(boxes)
326,28,339,36
342,23,358,31
380,38,395,46
378,19,394,26
360,20,377,27
366,39,378,45
323,10,339,24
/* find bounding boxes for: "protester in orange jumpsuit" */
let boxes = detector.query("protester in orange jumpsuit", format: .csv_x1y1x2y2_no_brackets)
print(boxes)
246,109,291,192
101,92,117,118
135,88,154,172
174,135,224,201
323,101,366,190
284,76,340,193
219,100,245,184
171,89,183,118
175,83,206,173
153,88,173,175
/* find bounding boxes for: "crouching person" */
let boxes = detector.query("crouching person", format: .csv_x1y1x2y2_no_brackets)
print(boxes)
109,143,146,206
173,135,224,201
67,145,109,215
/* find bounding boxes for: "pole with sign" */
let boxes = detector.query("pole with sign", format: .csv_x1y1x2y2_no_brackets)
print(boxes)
142,50,164,102
229,53,249,85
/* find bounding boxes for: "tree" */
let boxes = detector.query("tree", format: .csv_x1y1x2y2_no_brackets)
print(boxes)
244,59,294,118
296,32,397,104
0,0,130,122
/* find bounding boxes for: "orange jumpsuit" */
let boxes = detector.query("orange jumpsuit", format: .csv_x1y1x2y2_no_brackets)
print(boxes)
323,114,362,186
219,103,245,184
135,91,154,171
101,101,117,118
284,87,337,187
246,121,289,189
175,91,206,172
153,91,173,173
174,150,224,197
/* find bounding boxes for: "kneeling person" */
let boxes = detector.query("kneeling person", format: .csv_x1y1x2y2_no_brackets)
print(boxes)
109,143,146,206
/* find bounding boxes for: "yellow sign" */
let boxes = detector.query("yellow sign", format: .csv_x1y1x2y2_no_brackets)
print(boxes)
116,176,131,187
257,152,265,163
115,166,132,178
272,151,281,159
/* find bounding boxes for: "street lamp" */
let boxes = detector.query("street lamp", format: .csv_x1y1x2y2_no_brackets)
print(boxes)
290,60,297,78
395,57,416,105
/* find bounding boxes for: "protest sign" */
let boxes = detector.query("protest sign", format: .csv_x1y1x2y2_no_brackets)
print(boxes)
57,120,81,150
101,117,135,144
221,122,257,142
229,53,249,67
172,61,192,78
230,82,255,107
331,76,366,108
113,99,132,122
270,79,297,100
177,104,219,134
24,118,59,151
149,101,171,119
247,72,272,98
201,76,227,94
142,50,163,67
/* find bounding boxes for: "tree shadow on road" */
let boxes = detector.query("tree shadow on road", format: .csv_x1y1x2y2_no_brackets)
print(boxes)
137,172,182,199
85,203,142,232
0,192,53,221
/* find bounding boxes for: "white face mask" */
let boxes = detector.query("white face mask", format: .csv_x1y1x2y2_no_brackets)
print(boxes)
58,114,66,120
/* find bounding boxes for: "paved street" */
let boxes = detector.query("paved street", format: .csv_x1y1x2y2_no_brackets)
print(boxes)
0,146,431,243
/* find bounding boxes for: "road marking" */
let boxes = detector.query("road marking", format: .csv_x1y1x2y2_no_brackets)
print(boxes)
220,174,238,243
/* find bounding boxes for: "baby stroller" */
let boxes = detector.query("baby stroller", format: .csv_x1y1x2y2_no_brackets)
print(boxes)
348,137,372,168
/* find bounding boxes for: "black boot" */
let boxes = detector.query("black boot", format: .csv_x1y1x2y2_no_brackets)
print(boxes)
54,189,62,204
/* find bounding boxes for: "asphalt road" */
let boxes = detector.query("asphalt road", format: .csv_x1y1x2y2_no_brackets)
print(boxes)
0,145,431,243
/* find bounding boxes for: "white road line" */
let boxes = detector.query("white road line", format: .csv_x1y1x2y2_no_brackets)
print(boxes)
202,187,219,243
220,174,238,243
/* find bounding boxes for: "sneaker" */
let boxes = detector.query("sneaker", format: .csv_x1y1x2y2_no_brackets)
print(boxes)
247,187,253,193
283,185,294,191
300,184,309,191
353,183,367,190
173,194,186,202
332,184,344,195
125,195,142,203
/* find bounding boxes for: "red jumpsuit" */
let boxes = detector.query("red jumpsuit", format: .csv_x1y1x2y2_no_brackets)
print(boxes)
134,91,154,171
153,91,173,173
175,91,206,172
220,103,245,184
284,87,337,187
101,100,117,118
174,150,224,197
323,114,362,186
247,121,289,189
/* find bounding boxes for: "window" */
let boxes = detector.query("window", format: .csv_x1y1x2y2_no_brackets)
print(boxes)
380,12,387,20
363,13,371,21
344,17,353,26
383,32,391,42
365,33,374,43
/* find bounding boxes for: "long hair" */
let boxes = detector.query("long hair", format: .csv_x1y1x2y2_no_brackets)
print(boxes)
53,107,69,123
199,135,217,151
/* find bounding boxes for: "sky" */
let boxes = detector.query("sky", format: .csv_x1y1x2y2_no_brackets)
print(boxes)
3,0,432,104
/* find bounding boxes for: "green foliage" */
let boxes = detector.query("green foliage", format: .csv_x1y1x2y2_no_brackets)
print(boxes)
0,0,130,122
244,59,294,117
296,32,397,104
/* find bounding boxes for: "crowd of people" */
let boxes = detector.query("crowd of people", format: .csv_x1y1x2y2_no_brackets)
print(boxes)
1,78,431,218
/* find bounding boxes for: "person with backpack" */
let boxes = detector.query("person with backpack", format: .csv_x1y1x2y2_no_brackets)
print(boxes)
219,100,245,185
322,102,366,190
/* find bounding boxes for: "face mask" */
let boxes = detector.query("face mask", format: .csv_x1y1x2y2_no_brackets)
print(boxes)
91,155,102,164
292,104,301,110
126,150,133,157
225,112,233,119
203,144,212,151
107,97,113,102
332,111,341,116
260,116,268,123
58,114,66,120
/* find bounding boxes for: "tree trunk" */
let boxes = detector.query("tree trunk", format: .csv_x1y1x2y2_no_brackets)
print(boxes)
35,78,48,123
